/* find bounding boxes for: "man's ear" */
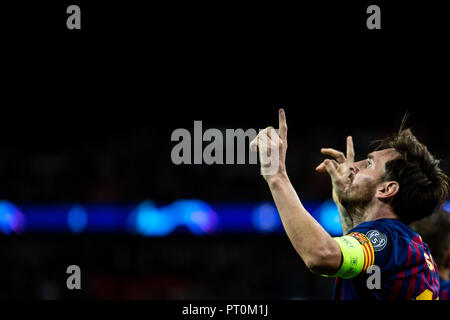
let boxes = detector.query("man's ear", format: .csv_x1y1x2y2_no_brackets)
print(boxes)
376,181,399,200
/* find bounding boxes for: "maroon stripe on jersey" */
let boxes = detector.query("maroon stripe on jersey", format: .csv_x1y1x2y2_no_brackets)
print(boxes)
431,263,440,299
433,279,440,299
419,262,426,294
433,259,440,294
405,242,419,300
334,277,343,300
389,241,415,300
443,290,448,300
389,271,405,300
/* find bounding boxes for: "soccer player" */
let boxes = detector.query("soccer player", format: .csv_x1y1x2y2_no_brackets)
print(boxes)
250,109,449,299
410,209,450,300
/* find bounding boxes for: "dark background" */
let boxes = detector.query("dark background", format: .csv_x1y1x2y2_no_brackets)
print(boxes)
0,1,449,299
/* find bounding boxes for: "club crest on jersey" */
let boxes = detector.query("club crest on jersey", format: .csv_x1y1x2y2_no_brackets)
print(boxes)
348,232,370,245
366,230,387,252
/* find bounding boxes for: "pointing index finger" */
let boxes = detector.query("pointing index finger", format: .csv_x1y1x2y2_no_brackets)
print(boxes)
278,108,287,140
346,136,355,163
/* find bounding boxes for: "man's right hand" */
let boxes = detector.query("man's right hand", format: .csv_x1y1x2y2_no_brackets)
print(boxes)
315,136,355,200
315,136,356,234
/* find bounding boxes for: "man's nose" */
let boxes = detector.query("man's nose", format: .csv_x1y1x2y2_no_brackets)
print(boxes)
350,163,360,174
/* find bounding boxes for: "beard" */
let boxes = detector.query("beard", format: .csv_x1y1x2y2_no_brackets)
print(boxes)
338,177,378,219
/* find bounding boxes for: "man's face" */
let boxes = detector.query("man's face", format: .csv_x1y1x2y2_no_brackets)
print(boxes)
339,148,400,211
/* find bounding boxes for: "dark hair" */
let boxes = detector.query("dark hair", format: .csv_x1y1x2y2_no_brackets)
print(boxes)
375,124,450,224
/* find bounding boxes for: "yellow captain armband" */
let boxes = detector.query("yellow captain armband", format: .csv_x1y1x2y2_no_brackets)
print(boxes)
322,236,366,279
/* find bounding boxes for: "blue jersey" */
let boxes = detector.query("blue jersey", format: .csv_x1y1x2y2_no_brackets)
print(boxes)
440,280,450,300
333,218,440,300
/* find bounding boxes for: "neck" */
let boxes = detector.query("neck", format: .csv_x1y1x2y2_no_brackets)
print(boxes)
351,200,398,227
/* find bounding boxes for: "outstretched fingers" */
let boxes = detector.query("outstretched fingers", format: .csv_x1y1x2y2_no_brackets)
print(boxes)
321,148,346,163
323,159,340,180
316,159,338,173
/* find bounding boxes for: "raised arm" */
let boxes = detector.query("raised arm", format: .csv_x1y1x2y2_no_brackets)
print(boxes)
250,109,341,275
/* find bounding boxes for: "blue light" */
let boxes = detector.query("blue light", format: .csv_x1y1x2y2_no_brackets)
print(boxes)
252,202,281,233
84,204,132,232
128,201,174,236
67,205,88,233
315,199,342,236
0,201,26,235
0,199,402,235
443,201,450,213
163,199,219,235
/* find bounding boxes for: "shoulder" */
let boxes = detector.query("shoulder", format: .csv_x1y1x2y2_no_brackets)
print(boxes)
350,218,413,237
349,219,413,252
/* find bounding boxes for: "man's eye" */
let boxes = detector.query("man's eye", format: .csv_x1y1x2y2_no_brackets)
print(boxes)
367,160,372,167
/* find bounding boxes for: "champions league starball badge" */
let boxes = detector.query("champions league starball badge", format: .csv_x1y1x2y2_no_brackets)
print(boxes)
366,230,388,252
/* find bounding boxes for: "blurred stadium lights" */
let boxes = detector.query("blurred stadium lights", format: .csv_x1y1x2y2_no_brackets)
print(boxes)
67,204,88,233
127,201,173,236
126,200,219,236
314,199,342,236
444,201,450,213
162,200,218,235
0,200,26,235
1,200,448,236
251,202,281,233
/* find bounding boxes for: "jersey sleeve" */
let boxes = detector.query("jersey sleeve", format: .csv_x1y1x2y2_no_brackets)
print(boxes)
347,224,392,272
325,223,392,279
